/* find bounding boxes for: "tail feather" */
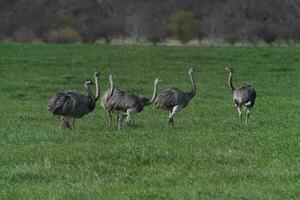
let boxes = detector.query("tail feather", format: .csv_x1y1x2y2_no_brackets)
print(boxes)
48,92,73,115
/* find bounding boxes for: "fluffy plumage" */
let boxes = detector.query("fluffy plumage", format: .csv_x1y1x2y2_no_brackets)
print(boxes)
48,72,100,129
154,68,197,126
107,90,147,112
48,91,95,118
233,84,256,108
101,75,160,129
225,67,256,125
154,88,193,110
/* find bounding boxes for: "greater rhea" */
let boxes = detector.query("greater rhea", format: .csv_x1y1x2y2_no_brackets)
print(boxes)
154,68,197,126
48,72,100,129
101,74,117,128
225,67,256,125
101,75,161,129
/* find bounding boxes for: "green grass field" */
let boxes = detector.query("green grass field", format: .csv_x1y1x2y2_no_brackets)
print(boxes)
0,44,299,199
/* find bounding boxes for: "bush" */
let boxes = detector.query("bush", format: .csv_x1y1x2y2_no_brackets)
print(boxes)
224,33,240,45
146,35,162,45
257,25,277,44
169,10,198,43
44,27,82,43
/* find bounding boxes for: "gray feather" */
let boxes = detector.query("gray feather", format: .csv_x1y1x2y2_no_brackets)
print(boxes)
233,84,256,108
154,87,193,111
103,89,146,113
48,91,95,118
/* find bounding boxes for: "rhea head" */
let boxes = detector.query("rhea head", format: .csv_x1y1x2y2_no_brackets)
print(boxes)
94,71,100,77
189,67,200,75
109,74,117,82
225,67,233,72
84,80,94,89
154,78,162,84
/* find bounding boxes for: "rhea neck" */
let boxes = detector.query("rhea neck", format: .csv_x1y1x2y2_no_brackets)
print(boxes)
109,78,115,98
85,85,94,99
146,80,159,105
227,71,235,93
94,76,100,101
189,72,196,98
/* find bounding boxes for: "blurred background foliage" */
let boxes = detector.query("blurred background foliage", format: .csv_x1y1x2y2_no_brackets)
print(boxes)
1,0,300,45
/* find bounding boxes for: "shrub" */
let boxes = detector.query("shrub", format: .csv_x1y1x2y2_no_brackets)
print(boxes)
44,27,82,43
146,34,162,45
257,25,277,44
224,33,240,45
169,10,198,43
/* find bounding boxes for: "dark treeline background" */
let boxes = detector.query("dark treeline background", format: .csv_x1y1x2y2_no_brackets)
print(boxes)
1,0,300,45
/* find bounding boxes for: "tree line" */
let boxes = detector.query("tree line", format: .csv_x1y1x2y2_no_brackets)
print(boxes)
1,0,300,45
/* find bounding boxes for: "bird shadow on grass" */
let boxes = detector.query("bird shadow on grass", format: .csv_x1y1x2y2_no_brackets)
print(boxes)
122,123,146,129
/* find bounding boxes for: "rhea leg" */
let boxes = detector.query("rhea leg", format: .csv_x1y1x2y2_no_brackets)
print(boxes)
116,111,126,129
168,111,173,126
118,112,127,130
106,110,112,127
237,107,242,125
61,116,72,130
60,116,65,128
125,108,137,125
70,118,75,128
246,108,251,125
66,119,72,130
116,111,120,128
168,106,182,126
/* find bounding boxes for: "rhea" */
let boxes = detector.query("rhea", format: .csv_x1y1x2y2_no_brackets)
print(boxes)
101,75,161,129
48,72,100,129
225,67,256,125
100,74,117,128
154,68,197,126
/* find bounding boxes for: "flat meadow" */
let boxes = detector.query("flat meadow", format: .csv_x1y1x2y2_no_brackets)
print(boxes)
0,43,299,199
